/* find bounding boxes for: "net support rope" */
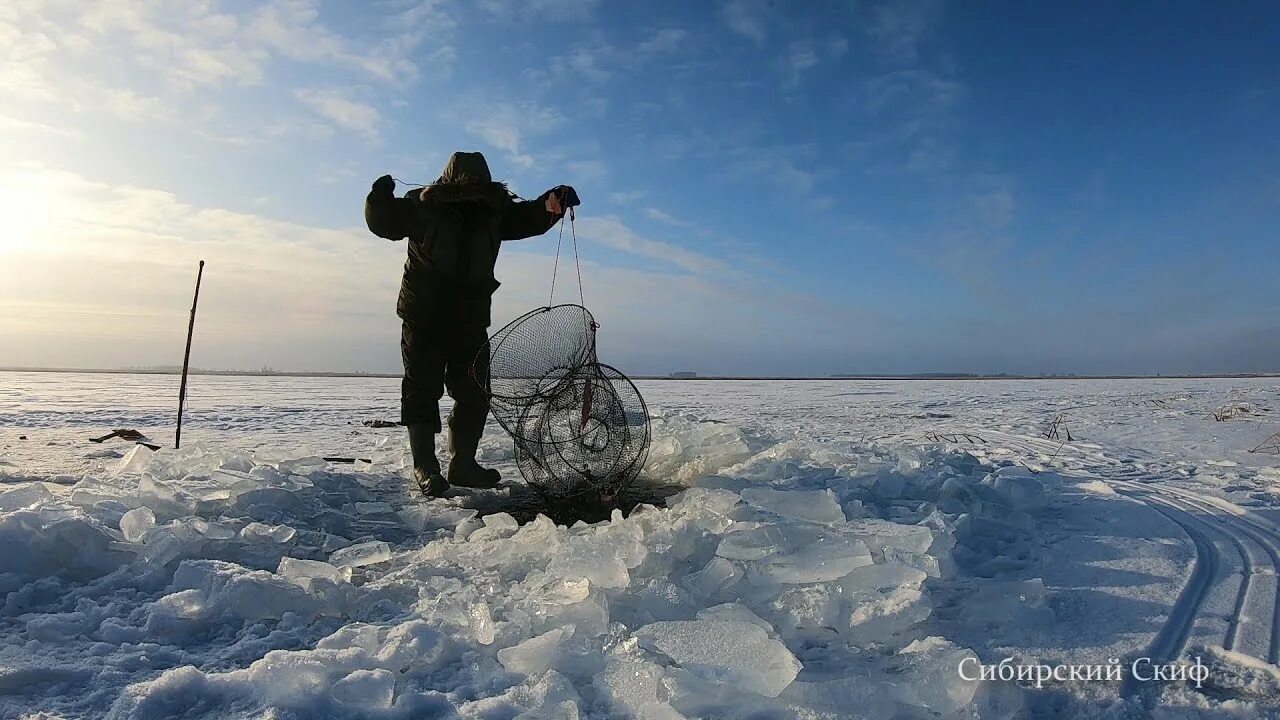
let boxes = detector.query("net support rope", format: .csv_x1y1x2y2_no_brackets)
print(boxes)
548,208,585,309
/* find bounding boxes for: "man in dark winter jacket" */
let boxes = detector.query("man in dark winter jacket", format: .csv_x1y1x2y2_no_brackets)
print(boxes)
364,151,579,497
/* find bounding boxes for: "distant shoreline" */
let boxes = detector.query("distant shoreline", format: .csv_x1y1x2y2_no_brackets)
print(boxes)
2,367,1277,382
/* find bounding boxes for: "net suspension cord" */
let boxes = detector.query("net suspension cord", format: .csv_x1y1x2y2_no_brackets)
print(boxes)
545,207,596,429
548,207,587,311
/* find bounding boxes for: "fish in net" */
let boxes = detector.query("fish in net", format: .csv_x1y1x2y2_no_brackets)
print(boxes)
476,304,650,501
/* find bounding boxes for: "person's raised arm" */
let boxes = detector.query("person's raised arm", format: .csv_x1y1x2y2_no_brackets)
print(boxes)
364,175,423,241
500,185,580,241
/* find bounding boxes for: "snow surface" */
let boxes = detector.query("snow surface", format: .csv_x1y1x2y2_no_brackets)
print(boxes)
1,371,1279,718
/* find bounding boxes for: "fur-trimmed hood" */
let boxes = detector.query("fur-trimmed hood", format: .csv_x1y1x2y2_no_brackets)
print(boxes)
418,151,513,209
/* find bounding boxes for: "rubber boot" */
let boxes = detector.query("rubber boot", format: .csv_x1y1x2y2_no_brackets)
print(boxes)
446,416,501,489
407,424,448,497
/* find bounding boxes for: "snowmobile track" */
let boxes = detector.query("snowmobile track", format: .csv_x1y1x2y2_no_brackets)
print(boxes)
1113,478,1280,667
1155,483,1280,665
1113,482,1221,665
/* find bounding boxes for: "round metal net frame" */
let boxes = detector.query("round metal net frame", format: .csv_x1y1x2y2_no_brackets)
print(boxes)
475,305,650,501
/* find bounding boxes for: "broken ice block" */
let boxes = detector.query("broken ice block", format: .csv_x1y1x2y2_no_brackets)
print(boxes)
840,562,928,592
634,619,801,697
277,456,328,475
593,658,682,720
845,519,934,557
119,507,156,543
875,473,906,498
695,603,774,633
845,586,932,645
354,501,393,515
329,540,392,568
470,602,497,645
528,577,592,606
276,557,352,587
839,562,932,645
511,671,585,720
667,487,742,517
113,445,155,476
768,584,844,636
548,535,636,589
715,525,791,561
740,488,845,525
453,510,485,541
69,482,124,507
682,557,742,598
189,518,236,540
469,512,520,542
513,514,561,546
241,522,296,543
991,473,1047,512
498,626,570,675
747,534,872,585
140,475,196,514
881,548,943,578
376,620,448,671
0,483,52,512
140,529,184,567
964,578,1053,626
331,668,395,710
889,637,980,715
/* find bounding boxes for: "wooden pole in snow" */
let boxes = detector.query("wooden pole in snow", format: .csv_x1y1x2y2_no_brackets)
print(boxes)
176,260,205,449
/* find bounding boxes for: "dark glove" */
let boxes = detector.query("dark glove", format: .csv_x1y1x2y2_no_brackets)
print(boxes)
551,185,580,208
370,174,396,199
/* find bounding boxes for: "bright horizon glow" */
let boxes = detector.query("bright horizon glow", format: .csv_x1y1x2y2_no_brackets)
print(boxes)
0,2,1278,377
0,174,47,254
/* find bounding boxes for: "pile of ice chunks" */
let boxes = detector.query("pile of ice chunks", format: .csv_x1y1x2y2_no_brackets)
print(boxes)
0,444,417,590
480,304,651,501
0,410,1043,717
110,477,986,717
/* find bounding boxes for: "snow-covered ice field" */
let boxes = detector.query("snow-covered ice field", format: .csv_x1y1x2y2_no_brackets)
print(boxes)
2,371,1280,718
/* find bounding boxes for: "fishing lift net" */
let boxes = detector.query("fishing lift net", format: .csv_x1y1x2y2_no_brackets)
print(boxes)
475,210,651,502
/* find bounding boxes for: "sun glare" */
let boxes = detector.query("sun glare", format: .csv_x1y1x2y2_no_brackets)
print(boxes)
0,180,48,253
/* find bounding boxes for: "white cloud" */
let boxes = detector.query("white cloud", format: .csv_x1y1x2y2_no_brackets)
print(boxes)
75,2,268,89
463,102,566,168
246,0,440,83
865,0,943,66
101,89,172,122
478,0,600,22
642,208,696,230
575,215,726,274
294,89,381,141
0,0,451,134
0,114,79,138
637,28,688,55
609,190,646,204
724,146,817,195
863,69,962,116
544,40,617,84
722,0,767,44
784,41,820,85
566,159,608,183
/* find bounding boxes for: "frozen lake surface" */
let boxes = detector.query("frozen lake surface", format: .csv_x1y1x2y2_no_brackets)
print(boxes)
2,371,1280,718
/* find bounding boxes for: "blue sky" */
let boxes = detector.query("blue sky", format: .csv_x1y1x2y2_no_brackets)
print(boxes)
0,0,1277,376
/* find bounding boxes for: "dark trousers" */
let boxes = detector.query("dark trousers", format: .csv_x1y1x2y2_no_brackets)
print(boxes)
400,320,490,437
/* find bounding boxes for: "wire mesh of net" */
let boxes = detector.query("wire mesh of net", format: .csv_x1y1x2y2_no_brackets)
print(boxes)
477,305,651,500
